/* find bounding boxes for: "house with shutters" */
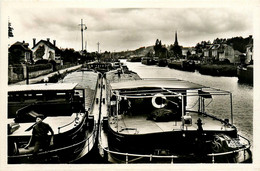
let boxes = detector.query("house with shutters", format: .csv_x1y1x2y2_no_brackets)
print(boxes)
31,38,62,65
202,45,213,63
211,44,221,61
9,41,33,64
200,43,241,64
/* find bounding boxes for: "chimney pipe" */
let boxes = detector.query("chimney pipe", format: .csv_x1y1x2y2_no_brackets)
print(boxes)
33,38,36,47
53,40,56,46
47,38,50,42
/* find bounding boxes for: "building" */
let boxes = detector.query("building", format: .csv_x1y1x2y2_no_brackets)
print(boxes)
182,47,190,57
31,38,62,65
218,44,235,63
245,36,253,64
245,44,253,64
202,45,213,63
234,50,243,65
211,44,221,61
171,31,182,57
190,47,196,55
9,41,33,64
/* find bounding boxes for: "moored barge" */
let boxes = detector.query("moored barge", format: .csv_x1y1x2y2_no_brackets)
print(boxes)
8,69,99,163
99,69,252,163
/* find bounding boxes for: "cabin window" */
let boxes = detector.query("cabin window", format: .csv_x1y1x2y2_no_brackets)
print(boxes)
56,92,66,99
23,93,36,102
74,90,83,98
36,93,43,101
8,94,15,101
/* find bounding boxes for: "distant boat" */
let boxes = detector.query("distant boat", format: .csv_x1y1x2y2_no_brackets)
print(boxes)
86,61,113,74
8,70,99,163
141,57,157,65
99,71,252,163
237,64,253,84
168,60,195,72
157,58,168,67
127,56,142,62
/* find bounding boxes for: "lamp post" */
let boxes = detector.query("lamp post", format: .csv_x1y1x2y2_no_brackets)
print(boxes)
26,63,29,84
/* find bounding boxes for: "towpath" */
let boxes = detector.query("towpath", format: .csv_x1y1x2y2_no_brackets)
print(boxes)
13,65,82,85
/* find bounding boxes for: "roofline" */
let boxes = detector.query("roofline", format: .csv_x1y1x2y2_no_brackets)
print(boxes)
32,40,59,51
8,83,78,92
110,79,207,91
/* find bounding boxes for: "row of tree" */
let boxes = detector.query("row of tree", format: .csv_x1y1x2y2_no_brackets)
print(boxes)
146,36,252,60
152,39,182,59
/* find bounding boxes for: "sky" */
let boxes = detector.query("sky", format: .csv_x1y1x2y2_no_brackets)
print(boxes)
5,3,255,53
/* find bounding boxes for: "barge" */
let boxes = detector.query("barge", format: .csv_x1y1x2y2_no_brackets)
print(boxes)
99,69,252,163
8,70,99,163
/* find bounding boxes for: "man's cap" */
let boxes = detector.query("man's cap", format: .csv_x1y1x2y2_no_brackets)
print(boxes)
36,114,45,119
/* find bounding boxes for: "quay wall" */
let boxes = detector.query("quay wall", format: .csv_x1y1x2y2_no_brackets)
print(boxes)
29,68,53,79
8,64,53,84
198,64,237,77
167,62,237,77
11,65,82,85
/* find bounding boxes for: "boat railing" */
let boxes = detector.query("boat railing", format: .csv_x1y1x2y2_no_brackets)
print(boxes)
57,112,82,134
186,110,235,128
9,122,97,161
207,134,251,163
98,133,251,164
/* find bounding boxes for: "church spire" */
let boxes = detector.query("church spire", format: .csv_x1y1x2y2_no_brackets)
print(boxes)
174,31,178,46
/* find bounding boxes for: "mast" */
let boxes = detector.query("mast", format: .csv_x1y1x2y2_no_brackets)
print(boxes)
79,19,87,53
97,42,100,53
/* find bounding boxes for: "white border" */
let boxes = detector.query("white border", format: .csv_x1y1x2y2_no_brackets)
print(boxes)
1,0,259,170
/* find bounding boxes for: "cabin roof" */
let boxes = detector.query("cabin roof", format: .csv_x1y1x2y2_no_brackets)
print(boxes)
8,83,78,92
110,79,206,90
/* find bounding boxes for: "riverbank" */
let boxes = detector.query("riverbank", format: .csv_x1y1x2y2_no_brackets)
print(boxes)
12,65,82,85
197,64,237,77
168,61,195,72
167,61,237,77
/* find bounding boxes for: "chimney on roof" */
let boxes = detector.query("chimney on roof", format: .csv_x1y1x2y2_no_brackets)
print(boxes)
23,40,25,44
33,38,36,47
53,40,56,46
47,38,50,42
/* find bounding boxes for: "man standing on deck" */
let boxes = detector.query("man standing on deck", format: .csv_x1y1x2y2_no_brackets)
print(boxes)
24,115,54,156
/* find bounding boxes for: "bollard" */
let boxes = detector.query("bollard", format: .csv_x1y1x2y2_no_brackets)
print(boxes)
126,153,128,164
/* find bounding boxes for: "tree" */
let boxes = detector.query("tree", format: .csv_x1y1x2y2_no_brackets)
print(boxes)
170,44,182,58
146,51,153,57
159,47,168,58
61,48,78,64
226,36,252,53
8,20,14,38
34,45,45,59
154,39,162,57
187,50,191,58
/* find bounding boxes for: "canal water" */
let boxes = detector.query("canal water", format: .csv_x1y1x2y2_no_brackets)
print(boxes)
123,60,253,148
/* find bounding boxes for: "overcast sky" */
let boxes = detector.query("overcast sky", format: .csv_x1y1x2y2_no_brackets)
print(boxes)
7,6,254,52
